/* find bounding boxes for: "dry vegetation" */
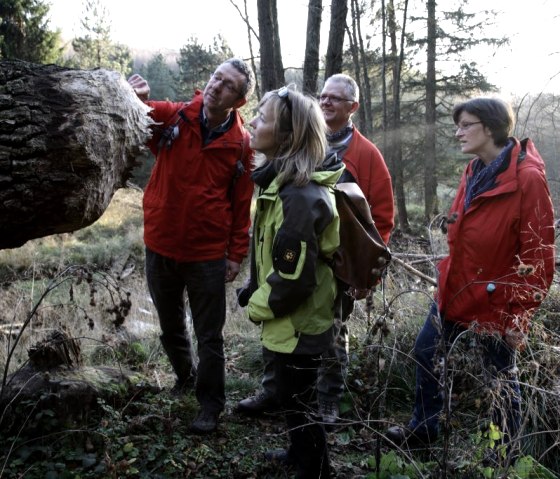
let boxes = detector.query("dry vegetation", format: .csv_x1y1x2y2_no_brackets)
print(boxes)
0,188,558,478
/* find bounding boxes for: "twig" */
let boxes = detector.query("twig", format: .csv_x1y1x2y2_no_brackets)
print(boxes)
391,256,437,286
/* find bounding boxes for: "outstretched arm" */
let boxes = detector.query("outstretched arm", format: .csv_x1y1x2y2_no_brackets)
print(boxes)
128,74,150,101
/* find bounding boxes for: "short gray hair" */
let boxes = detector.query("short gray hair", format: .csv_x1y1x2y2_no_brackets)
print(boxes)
223,58,255,99
325,73,359,102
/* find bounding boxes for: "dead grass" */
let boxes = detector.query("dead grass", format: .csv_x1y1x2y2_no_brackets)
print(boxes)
0,188,558,478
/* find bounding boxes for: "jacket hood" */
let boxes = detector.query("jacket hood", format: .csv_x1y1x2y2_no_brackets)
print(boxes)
465,137,546,198
311,163,344,187
251,152,345,190
313,151,345,186
251,160,277,189
319,151,344,172
515,137,546,172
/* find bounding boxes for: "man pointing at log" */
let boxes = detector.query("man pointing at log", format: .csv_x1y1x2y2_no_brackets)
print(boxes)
128,58,255,434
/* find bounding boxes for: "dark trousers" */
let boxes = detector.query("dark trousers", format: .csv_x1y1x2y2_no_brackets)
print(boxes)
317,287,355,401
412,303,521,442
262,287,354,403
145,248,226,413
274,352,331,479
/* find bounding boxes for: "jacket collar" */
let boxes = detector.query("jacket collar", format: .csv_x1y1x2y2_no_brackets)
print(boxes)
184,90,246,135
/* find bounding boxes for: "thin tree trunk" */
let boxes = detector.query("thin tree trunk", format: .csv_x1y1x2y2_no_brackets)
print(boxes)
257,0,280,91
0,60,152,249
353,0,372,137
270,0,285,86
228,0,261,99
381,0,388,157
424,0,438,220
324,0,348,79
303,0,323,95
347,16,366,131
387,0,409,231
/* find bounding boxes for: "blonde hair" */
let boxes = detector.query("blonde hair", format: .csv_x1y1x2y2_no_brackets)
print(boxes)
256,86,327,187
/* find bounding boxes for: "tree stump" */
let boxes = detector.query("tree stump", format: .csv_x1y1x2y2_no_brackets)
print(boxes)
0,329,159,434
0,60,153,249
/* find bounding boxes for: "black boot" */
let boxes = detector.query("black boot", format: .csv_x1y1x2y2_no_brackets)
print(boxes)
160,334,197,394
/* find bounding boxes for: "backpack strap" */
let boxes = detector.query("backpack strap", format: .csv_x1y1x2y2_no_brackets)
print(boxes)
228,131,250,200
155,106,188,154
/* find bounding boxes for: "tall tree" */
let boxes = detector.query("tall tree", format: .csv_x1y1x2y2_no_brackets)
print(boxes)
139,53,177,101
68,0,132,76
386,0,409,231
228,0,261,100
324,0,348,79
410,0,504,217
0,0,61,63
175,36,233,98
257,0,285,90
424,0,437,220
302,0,322,95
347,0,373,137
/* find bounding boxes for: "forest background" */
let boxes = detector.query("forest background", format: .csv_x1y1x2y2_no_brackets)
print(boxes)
4,0,558,225
0,0,559,478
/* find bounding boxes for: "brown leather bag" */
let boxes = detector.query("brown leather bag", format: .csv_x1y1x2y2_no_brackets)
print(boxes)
329,182,391,292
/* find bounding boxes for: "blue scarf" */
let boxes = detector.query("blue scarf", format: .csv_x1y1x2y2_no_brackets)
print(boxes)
464,139,514,211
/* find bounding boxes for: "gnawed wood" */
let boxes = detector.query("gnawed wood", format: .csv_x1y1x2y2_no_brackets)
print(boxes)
0,60,154,249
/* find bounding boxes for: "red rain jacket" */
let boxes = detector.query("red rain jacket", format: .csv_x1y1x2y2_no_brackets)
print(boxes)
142,92,254,264
437,138,555,335
343,129,395,244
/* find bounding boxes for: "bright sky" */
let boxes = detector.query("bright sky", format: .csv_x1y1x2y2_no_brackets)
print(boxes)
47,0,560,98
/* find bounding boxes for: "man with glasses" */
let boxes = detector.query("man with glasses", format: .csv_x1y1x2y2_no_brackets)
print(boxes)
128,58,255,434
237,73,394,425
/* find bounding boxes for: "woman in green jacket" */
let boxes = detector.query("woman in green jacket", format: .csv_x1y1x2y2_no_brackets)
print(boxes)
239,86,344,478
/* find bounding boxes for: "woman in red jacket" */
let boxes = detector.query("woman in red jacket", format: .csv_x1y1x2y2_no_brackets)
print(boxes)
386,98,555,457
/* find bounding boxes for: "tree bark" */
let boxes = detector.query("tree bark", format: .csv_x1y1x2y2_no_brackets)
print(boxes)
0,60,152,250
324,0,348,79
257,0,285,91
303,0,322,95
386,0,409,231
424,0,438,220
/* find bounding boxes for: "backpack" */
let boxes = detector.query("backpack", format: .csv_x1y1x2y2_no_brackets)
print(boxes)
329,182,391,292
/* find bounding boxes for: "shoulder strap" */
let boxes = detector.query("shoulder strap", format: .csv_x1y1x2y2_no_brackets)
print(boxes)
228,131,250,200
156,106,189,154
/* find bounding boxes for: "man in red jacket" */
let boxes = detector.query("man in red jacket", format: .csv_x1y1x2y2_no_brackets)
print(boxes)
128,58,255,434
237,73,395,424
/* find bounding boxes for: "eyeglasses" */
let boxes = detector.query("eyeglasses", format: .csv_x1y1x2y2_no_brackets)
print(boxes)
277,86,293,115
209,72,241,96
318,94,354,104
456,121,482,132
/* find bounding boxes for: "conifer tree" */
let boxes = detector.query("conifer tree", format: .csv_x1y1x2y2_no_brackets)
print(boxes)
0,0,62,63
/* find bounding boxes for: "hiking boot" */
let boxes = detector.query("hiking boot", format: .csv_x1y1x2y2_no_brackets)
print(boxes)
169,376,196,397
318,399,339,425
264,448,295,468
385,424,437,448
237,392,280,416
189,409,219,434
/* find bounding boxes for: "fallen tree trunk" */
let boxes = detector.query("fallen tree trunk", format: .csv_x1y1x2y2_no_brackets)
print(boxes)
0,60,153,249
